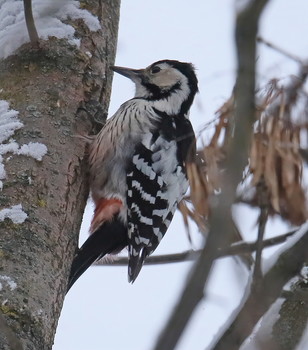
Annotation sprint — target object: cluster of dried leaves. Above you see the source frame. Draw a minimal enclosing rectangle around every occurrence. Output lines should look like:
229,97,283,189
250,82,306,224
182,67,308,231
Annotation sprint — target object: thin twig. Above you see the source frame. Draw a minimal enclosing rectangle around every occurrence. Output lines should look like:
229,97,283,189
23,0,39,45
257,36,303,64
94,229,296,266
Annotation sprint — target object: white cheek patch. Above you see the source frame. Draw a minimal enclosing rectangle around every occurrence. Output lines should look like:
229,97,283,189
152,68,182,88
151,74,191,115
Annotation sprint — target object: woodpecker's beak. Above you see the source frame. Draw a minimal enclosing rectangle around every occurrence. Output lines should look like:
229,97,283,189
111,66,144,82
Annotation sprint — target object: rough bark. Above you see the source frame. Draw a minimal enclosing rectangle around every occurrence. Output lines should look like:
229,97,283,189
272,280,308,350
0,1,120,348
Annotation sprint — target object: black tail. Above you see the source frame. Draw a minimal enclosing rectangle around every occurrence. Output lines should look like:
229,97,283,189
67,219,127,292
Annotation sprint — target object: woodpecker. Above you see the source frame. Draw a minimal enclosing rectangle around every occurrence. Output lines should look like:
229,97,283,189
67,60,198,291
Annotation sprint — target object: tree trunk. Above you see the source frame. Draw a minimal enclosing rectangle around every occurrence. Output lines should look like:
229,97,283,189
0,1,120,348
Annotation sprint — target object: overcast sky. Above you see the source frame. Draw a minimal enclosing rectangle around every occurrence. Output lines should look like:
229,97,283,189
53,1,308,349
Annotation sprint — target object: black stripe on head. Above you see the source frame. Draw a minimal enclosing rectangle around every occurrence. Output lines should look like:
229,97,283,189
141,79,181,100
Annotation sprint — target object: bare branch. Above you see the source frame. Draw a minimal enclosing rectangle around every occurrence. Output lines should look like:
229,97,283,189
23,0,39,45
257,36,303,63
211,227,308,350
253,180,268,282
0,312,23,350
218,229,296,259
94,229,296,266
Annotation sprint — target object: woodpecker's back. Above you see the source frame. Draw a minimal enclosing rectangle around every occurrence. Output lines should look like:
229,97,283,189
67,60,198,291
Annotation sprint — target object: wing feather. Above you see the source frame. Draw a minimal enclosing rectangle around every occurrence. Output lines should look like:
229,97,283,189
126,114,195,282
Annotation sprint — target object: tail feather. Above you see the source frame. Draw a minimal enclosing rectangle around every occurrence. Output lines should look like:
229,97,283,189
67,219,127,292
128,247,148,283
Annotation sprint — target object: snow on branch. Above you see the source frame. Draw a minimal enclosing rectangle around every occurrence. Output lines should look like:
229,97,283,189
211,225,308,350
0,0,101,59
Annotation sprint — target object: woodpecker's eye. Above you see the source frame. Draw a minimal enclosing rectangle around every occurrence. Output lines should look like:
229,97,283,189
151,66,161,74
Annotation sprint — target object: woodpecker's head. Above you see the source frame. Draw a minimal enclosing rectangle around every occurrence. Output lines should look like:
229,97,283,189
111,60,198,115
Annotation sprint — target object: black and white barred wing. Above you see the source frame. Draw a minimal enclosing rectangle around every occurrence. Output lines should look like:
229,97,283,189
126,135,184,283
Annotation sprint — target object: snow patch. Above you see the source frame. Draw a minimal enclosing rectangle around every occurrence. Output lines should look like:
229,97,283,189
0,140,48,161
0,157,5,179
0,204,28,224
0,101,47,221
0,0,100,59
0,275,17,291
0,100,48,191
240,298,284,350
0,100,23,143
0,140,19,155
57,2,100,31
295,321,308,350
262,223,308,274
301,265,308,281
18,142,48,161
